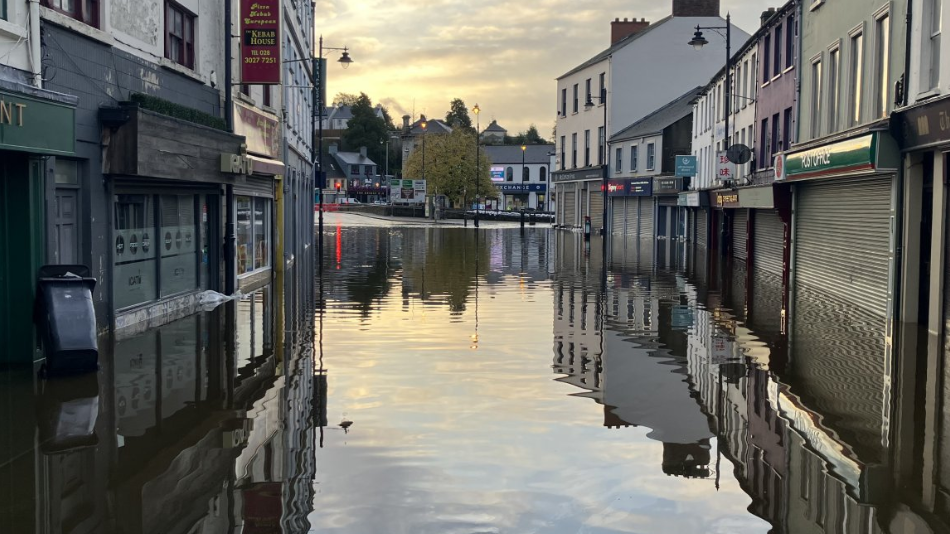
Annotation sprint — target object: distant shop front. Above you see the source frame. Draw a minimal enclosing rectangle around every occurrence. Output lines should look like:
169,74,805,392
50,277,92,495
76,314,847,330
608,177,653,239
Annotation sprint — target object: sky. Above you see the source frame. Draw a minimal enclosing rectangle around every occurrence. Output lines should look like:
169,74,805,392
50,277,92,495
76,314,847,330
316,0,768,139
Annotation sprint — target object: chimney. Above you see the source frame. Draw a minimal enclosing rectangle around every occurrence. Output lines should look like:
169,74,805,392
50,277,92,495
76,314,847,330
760,8,776,27
611,17,650,45
672,0,720,17
359,146,367,158
402,114,410,133
329,143,338,155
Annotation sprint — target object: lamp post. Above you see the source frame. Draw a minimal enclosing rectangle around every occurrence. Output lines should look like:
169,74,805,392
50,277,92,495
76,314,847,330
688,14,732,150
472,103,481,227
585,87,608,238
313,35,352,270
521,144,527,210
421,120,430,219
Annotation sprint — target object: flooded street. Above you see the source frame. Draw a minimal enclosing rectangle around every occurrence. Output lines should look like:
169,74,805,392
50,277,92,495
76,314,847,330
2,214,948,532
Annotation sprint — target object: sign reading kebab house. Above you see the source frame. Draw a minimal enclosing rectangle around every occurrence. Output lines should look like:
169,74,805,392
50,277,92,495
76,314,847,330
241,0,281,85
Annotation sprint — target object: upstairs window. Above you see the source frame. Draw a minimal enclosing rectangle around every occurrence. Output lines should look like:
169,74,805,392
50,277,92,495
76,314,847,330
786,16,795,69
166,1,196,69
43,0,99,27
763,35,772,83
774,25,783,77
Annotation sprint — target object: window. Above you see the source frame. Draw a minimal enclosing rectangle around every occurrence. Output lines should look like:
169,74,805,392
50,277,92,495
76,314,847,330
751,53,758,100
598,126,604,165
1,0,6,20
771,113,780,157
560,135,566,170
774,25,783,77
742,60,750,107
783,107,793,150
646,143,655,170
561,88,567,116
523,166,530,181
584,130,590,167
849,32,864,126
585,78,592,104
240,84,250,97
540,167,547,181
114,195,157,309
42,0,99,27
165,2,195,69
236,196,271,274
631,145,638,171
573,84,578,113
874,14,890,118
828,47,840,131
786,16,795,69
615,147,623,174
572,133,577,167
927,0,942,90
763,35,771,83
349,165,359,175
760,118,769,166
262,86,271,108
734,64,741,112
599,72,606,100
160,194,198,296
811,58,822,137
506,167,513,181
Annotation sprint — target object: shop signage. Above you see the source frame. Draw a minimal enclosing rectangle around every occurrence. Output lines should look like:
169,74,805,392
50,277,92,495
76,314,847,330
240,0,282,85
738,186,775,208
552,168,602,183
628,178,652,196
714,190,740,208
716,151,734,181
234,101,281,159
779,134,876,181
675,155,697,177
607,180,626,197
653,176,684,194
496,183,546,193
677,191,704,207
490,166,505,182
897,95,950,149
0,90,75,155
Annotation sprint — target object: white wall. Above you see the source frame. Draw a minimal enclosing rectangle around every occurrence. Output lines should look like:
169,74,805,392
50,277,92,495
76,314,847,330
610,132,664,179
0,0,31,74
908,0,950,104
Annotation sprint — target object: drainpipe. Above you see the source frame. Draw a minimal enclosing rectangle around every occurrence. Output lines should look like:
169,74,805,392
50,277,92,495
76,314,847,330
223,0,236,295
903,0,913,107
29,0,41,87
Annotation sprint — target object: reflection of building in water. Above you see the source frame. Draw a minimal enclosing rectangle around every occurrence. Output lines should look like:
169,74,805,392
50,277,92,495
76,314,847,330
552,280,603,402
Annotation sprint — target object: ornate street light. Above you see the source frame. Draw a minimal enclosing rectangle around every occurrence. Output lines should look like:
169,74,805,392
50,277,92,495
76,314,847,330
472,103,480,227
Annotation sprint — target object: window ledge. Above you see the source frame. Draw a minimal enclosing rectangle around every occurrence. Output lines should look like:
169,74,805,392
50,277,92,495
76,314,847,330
761,80,771,89
0,19,28,40
41,7,112,46
262,105,278,115
158,58,205,84
917,89,942,101
810,0,825,11
237,92,256,106
783,65,795,74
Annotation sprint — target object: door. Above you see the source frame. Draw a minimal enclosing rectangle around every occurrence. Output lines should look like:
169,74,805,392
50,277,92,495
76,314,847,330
53,189,79,264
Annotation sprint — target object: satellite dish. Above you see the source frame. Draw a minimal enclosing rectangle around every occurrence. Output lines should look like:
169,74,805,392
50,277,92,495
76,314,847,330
726,144,752,165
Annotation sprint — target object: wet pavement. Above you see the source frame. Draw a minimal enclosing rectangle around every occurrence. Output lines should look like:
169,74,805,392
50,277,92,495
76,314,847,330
1,213,948,533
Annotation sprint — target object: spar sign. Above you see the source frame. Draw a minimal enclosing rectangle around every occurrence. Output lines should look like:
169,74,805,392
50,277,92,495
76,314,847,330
241,0,281,85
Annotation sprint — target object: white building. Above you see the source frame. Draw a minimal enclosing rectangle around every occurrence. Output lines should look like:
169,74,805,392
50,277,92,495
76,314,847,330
553,0,750,231
483,144,554,210
691,35,759,191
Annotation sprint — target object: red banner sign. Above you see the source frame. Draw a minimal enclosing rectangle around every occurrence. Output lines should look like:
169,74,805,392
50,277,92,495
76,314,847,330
240,0,281,84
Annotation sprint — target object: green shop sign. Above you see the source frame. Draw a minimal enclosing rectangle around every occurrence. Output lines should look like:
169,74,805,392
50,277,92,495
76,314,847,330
0,90,75,155
776,133,889,181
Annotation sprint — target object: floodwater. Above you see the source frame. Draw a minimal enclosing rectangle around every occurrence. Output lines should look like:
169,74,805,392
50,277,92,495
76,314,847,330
2,213,948,533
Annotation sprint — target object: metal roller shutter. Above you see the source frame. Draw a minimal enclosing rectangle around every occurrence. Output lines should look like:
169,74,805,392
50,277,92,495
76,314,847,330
795,176,893,317
626,198,640,237
611,198,626,235
564,191,576,227
591,191,605,231
235,176,275,198
580,189,588,223
754,210,784,278
640,198,654,240
733,209,749,262
696,209,707,247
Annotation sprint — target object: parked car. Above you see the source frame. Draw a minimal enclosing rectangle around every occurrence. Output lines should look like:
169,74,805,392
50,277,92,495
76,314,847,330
337,198,360,205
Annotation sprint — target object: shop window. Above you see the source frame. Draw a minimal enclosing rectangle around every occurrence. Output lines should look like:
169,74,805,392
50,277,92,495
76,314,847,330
236,195,271,275
540,167,547,181
506,167,513,181
165,1,195,69
159,195,197,297
42,0,99,28
114,195,157,310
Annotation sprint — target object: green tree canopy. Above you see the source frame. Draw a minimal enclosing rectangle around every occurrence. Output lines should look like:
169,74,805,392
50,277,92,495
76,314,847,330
444,98,473,130
332,93,359,106
506,124,548,145
342,93,391,169
403,128,498,208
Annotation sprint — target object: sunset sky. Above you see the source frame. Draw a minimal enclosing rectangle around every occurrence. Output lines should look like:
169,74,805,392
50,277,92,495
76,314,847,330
316,0,767,139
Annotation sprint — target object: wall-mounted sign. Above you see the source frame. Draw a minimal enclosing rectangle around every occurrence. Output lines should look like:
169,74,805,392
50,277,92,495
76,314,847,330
677,191,704,207
490,166,505,182
240,0,282,85
607,180,626,197
653,176,684,194
551,168,602,182
675,155,697,177
0,90,75,155
496,183,547,193
628,178,653,196
779,133,890,181
234,101,281,159
716,151,734,181
714,190,741,208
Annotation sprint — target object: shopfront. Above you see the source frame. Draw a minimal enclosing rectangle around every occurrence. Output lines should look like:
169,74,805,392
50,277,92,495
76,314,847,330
497,183,547,210
0,85,77,364
608,178,653,239
552,168,601,229
777,131,899,323
654,177,686,242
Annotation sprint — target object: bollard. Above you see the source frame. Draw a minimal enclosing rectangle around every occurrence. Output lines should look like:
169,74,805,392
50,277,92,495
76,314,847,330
584,216,591,240
520,209,526,229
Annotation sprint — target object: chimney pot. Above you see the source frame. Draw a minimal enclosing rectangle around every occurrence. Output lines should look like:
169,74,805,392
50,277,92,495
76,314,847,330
360,146,367,158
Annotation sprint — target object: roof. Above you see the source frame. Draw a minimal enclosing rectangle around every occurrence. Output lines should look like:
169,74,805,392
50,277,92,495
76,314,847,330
328,105,353,120
484,120,507,133
334,151,378,166
557,16,673,80
610,87,702,142
408,117,453,135
483,144,555,165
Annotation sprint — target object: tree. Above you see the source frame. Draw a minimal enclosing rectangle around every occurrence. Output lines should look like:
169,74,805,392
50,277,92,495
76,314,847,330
507,124,547,145
403,128,498,208
332,93,359,106
444,98,473,130
342,93,390,170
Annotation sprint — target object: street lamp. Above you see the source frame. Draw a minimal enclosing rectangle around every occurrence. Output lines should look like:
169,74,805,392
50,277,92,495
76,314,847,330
472,103,481,227
688,14,732,149
421,120,430,218
521,144,527,210
313,35,353,270
585,87,608,237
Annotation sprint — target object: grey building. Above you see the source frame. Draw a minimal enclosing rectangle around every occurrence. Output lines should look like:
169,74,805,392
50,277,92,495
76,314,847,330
482,144,554,210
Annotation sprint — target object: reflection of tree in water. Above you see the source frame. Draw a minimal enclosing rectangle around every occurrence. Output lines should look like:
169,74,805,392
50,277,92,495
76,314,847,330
339,230,394,317
406,229,489,312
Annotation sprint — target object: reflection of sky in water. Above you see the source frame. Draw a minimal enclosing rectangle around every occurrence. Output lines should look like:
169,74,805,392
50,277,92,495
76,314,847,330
311,227,769,533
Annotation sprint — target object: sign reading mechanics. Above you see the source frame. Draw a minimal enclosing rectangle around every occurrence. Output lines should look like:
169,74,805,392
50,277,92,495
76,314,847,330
240,0,281,85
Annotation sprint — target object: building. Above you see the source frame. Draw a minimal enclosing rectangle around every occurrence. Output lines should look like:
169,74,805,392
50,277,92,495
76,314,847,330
480,119,507,144
327,144,383,203
553,0,750,232
483,144,554,210
399,114,452,173
320,103,386,130
607,87,700,243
